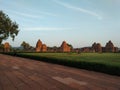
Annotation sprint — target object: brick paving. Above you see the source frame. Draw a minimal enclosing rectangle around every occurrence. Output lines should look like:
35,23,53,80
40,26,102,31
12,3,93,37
0,54,120,90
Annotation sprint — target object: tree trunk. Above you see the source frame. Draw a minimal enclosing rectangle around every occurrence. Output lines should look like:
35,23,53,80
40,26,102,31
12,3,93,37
0,39,2,44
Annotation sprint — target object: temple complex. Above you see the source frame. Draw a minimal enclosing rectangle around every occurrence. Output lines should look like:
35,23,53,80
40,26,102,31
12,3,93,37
81,40,118,53
35,40,118,53
2,40,119,53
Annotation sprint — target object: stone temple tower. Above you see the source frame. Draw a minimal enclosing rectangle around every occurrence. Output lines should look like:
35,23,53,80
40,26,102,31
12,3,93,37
4,42,10,52
36,39,47,52
36,39,42,52
60,41,71,52
105,40,115,52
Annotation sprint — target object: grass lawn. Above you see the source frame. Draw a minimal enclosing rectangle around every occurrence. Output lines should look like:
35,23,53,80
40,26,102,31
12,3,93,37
19,53,120,66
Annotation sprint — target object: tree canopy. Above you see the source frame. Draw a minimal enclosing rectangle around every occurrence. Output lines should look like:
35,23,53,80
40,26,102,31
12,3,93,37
21,41,30,50
0,10,19,44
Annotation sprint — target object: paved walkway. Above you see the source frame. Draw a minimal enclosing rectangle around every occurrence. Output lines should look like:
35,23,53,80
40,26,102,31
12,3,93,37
0,54,120,90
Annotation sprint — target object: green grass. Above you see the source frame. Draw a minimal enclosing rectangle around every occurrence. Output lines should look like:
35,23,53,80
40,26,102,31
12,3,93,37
19,53,120,66
3,52,120,76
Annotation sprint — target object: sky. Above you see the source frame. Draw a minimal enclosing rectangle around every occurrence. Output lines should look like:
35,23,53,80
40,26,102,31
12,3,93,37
0,0,120,48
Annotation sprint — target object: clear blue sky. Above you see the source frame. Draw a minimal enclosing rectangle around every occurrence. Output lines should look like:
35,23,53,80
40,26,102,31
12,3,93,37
0,0,120,48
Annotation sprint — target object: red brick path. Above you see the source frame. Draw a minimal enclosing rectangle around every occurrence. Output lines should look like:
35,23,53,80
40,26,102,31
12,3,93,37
0,54,120,90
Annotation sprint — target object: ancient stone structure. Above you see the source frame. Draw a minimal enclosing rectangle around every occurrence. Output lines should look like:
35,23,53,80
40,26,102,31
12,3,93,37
60,41,71,52
36,39,42,52
105,40,115,52
41,44,47,52
114,47,119,52
92,42,102,52
96,43,102,52
92,42,97,52
36,39,47,52
4,42,10,52
35,39,119,53
81,47,94,53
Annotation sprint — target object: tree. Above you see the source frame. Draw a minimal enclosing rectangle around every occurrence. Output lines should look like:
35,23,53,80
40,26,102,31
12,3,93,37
0,11,19,44
0,44,4,52
21,41,30,50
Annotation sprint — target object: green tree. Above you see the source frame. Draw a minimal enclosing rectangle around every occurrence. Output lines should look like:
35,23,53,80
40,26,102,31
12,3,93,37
21,41,30,50
0,44,4,52
0,10,19,44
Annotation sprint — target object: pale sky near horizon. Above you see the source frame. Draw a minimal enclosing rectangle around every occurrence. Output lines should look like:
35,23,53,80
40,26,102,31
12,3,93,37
0,0,120,48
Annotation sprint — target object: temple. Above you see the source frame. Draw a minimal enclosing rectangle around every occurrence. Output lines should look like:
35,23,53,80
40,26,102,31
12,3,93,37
60,41,71,52
105,40,115,52
36,39,47,52
81,40,118,53
1,40,119,53
4,42,10,52
92,42,102,53
41,44,47,52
